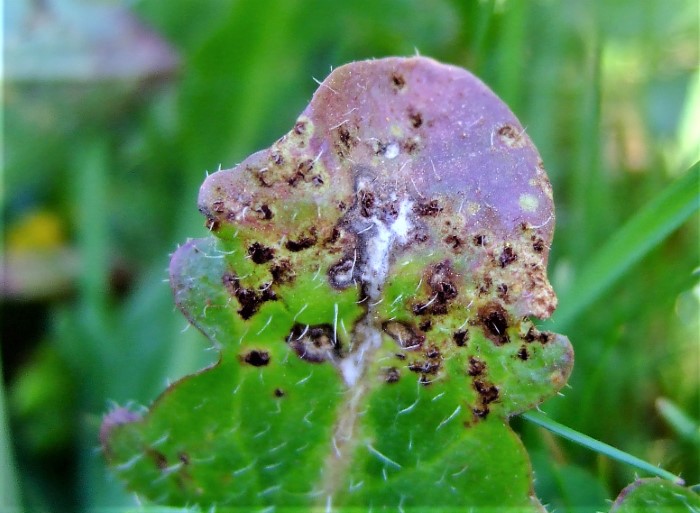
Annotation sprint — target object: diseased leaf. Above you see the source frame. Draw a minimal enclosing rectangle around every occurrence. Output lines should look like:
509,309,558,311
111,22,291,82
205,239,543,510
610,478,700,513
102,57,573,510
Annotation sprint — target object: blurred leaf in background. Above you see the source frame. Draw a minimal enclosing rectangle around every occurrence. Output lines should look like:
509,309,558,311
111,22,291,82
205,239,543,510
2,0,698,512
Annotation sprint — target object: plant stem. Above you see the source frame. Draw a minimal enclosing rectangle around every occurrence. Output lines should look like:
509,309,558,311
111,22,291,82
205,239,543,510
522,410,685,485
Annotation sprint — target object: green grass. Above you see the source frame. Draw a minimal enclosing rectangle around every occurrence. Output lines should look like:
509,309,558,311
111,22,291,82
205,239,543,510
3,0,698,511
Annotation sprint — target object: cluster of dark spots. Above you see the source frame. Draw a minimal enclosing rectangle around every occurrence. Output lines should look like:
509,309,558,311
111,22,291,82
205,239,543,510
338,126,352,149
271,152,284,166
255,204,274,220
222,273,277,320
401,137,419,154
473,234,486,247
472,406,490,419
419,319,432,332
395,353,406,360
286,324,340,363
467,356,486,376
413,199,442,216
337,201,347,211
532,237,545,253
359,190,375,217
425,345,441,359
499,246,517,267
274,388,285,398
445,235,463,250
516,345,529,361
408,109,423,128
385,367,401,383
391,72,406,90
178,452,190,465
287,159,315,187
326,227,341,244
453,330,468,347
478,303,510,345
328,257,356,289
285,228,318,252
413,261,459,316
382,321,424,350
497,283,509,301
241,349,270,367
408,360,440,375
413,230,429,244
478,276,493,295
474,380,499,404
248,242,275,264
293,120,307,135
523,326,551,344
269,259,295,284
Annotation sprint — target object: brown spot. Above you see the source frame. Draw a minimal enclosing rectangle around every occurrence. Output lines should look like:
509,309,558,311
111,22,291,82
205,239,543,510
408,360,440,375
360,190,375,217
385,367,400,383
425,345,441,359
395,353,406,360
401,138,419,154
478,303,510,345
532,238,545,253
478,276,493,295
178,452,190,465
270,259,295,284
517,346,529,361
149,450,168,470
242,350,270,367
205,218,220,231
285,228,318,252
445,235,463,250
408,110,423,128
382,321,424,350
255,204,273,220
453,330,468,347
391,72,406,90
271,152,284,166
414,261,459,315
338,126,352,149
499,246,517,267
293,120,307,135
419,319,432,332
274,388,285,398
497,283,509,301
413,199,442,216
211,200,225,213
473,234,486,246
468,357,486,377
287,324,340,363
248,243,275,264
472,406,490,419
223,273,277,320
523,326,551,344
474,380,499,404
496,124,526,148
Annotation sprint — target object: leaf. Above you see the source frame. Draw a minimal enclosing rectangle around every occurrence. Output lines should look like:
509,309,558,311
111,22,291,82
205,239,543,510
610,478,700,513
102,57,573,510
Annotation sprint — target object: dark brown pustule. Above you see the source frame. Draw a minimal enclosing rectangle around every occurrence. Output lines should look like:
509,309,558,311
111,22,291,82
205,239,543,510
248,243,275,264
453,330,468,347
478,303,510,345
467,356,486,377
499,246,517,267
242,350,270,367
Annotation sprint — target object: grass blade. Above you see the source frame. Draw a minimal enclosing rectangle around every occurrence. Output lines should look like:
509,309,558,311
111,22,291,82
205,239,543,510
549,162,700,330
522,410,685,485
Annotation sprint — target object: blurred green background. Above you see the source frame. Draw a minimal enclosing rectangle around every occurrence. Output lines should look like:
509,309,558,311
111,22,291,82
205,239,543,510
2,0,698,511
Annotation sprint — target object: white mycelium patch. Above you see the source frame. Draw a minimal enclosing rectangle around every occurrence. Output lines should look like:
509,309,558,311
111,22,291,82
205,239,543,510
339,198,412,386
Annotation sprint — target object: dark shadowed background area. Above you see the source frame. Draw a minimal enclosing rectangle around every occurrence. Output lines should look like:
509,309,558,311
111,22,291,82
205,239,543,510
2,0,698,511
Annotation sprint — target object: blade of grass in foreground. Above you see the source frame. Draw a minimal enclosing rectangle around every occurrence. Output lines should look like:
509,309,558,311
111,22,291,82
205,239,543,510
522,411,685,485
0,354,23,513
549,162,700,330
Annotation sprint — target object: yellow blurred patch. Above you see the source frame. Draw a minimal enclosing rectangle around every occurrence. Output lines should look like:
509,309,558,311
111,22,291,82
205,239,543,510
7,210,66,251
